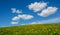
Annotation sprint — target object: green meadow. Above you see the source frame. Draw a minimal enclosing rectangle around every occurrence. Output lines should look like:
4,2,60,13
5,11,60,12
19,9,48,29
0,24,60,35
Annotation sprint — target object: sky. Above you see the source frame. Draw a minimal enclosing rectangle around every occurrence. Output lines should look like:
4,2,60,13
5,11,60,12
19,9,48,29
0,0,60,27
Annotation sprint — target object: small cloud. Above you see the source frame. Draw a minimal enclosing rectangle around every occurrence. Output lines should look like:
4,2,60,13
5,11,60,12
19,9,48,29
12,14,34,21
12,16,20,21
11,21,18,24
11,7,34,24
18,14,34,20
28,2,47,12
38,7,58,17
11,8,22,14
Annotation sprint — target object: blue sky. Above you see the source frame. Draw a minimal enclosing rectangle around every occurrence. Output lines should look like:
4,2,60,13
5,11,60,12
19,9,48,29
0,0,60,27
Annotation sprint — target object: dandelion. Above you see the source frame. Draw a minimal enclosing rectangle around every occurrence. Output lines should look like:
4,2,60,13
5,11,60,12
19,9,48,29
58,33,60,34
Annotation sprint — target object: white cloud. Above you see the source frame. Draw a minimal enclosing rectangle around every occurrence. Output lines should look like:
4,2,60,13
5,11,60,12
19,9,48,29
12,14,34,21
11,8,34,24
28,2,47,12
12,16,20,21
38,7,58,17
18,14,34,20
11,21,18,24
11,8,22,14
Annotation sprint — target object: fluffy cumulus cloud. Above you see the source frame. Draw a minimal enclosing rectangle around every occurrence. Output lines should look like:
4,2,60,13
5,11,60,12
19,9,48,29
12,14,34,21
11,14,34,24
12,16,20,21
18,14,34,20
28,2,58,17
11,8,22,14
11,8,34,24
28,2,47,12
38,7,58,17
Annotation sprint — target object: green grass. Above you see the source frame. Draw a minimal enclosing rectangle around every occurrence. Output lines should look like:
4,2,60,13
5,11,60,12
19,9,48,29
0,24,60,35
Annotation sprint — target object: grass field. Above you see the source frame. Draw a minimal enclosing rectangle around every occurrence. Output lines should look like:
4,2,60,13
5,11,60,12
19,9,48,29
0,24,60,35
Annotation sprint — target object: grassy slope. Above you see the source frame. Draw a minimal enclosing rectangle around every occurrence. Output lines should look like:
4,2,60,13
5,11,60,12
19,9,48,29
0,24,60,35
